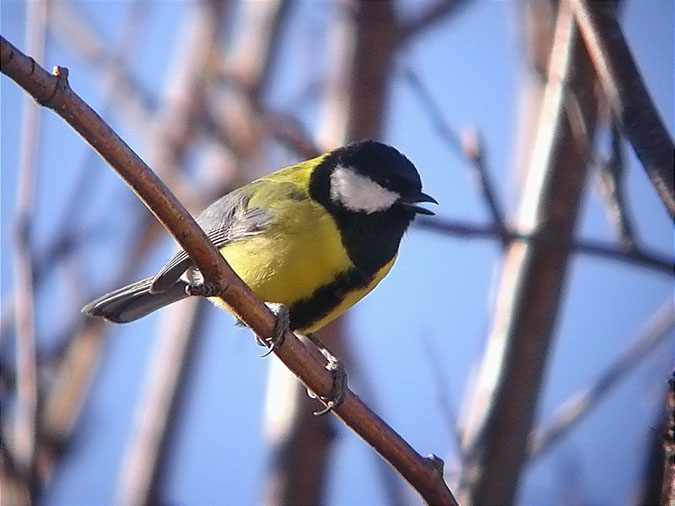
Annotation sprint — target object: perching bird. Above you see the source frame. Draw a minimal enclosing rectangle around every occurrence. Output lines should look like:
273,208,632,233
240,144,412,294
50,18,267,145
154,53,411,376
82,140,436,335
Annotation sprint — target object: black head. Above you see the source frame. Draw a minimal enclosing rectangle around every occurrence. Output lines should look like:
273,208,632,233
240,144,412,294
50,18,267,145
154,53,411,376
310,140,436,217
309,140,436,274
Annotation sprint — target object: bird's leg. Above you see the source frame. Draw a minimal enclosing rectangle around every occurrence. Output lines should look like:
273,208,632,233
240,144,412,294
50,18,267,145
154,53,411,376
185,280,222,297
304,332,348,416
256,303,289,357
253,303,347,414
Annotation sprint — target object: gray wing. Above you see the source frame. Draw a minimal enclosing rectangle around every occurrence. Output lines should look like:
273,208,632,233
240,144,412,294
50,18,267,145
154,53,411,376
150,188,271,293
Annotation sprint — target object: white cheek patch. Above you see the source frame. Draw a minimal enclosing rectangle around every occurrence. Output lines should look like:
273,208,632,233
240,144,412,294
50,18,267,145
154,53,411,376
330,165,400,214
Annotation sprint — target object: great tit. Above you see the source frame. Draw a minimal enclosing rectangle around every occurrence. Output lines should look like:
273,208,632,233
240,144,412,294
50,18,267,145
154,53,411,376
82,140,436,333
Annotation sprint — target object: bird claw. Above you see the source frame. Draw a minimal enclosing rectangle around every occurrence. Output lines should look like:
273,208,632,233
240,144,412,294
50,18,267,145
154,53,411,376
257,303,289,357
185,280,221,297
254,309,348,414
305,332,348,416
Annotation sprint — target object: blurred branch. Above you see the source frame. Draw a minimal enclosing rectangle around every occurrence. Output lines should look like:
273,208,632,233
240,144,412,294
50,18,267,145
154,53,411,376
37,320,106,481
458,2,601,503
145,0,230,188
116,3,230,503
50,0,156,127
208,0,290,160
597,123,637,249
417,217,674,274
0,36,457,506
421,334,462,457
319,0,397,144
264,111,321,159
35,214,175,487
397,0,467,41
118,299,205,505
570,0,675,220
404,67,508,241
9,3,48,502
225,0,290,101
633,371,674,506
661,372,675,506
528,298,674,459
263,326,344,505
22,5,208,492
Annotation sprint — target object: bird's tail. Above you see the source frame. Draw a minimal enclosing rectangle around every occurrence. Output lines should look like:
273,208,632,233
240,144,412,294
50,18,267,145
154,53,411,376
82,277,189,323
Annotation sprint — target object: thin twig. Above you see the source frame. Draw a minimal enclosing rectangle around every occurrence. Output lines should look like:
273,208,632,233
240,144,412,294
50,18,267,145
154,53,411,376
50,0,156,125
528,299,674,459
421,333,463,458
403,67,508,242
597,123,637,249
264,111,321,159
397,0,467,42
0,36,457,506
416,217,674,275
569,0,675,219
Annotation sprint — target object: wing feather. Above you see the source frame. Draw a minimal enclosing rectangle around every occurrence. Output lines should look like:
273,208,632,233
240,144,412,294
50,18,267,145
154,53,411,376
150,188,272,292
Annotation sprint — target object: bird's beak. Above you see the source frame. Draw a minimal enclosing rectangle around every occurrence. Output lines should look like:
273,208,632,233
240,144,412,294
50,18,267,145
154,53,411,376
401,191,438,216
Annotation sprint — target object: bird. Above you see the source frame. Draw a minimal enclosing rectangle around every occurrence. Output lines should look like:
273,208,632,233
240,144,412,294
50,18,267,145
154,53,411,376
82,140,436,336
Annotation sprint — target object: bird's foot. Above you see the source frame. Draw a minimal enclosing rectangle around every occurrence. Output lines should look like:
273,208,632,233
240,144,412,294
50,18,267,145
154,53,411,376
305,332,348,416
256,303,289,357
185,280,221,297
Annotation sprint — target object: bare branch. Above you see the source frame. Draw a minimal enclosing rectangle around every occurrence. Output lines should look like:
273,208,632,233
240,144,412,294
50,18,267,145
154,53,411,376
225,0,291,101
416,217,674,274
459,2,601,502
262,327,343,505
10,3,48,500
117,299,205,505
528,299,674,459
264,111,321,159
397,0,467,42
662,372,675,506
570,0,675,219
421,334,462,457
403,68,508,242
597,123,637,249
50,0,155,127
0,36,457,506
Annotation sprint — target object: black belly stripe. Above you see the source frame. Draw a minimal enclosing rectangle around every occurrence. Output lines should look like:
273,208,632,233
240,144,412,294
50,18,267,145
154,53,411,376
288,268,372,331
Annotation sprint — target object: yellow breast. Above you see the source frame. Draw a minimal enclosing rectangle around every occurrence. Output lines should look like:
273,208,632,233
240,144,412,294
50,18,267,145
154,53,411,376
205,162,396,333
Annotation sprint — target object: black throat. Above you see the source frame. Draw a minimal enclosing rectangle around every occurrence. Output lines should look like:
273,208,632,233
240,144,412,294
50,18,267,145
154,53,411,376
309,157,415,277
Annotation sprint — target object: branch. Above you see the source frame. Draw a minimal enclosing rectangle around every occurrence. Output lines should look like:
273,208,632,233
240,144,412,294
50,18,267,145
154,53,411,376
10,3,48,500
662,371,675,505
527,298,675,459
597,123,637,249
458,2,601,502
397,0,467,42
403,68,508,241
633,372,673,506
117,299,204,505
569,0,675,220
416,217,674,275
0,36,456,506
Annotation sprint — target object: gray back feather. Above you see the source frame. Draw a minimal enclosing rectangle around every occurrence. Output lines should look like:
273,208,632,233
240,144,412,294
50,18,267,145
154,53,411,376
151,189,271,292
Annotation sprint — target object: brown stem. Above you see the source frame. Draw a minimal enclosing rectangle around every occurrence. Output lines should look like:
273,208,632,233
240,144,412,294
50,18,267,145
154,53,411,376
569,0,675,219
459,2,601,502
